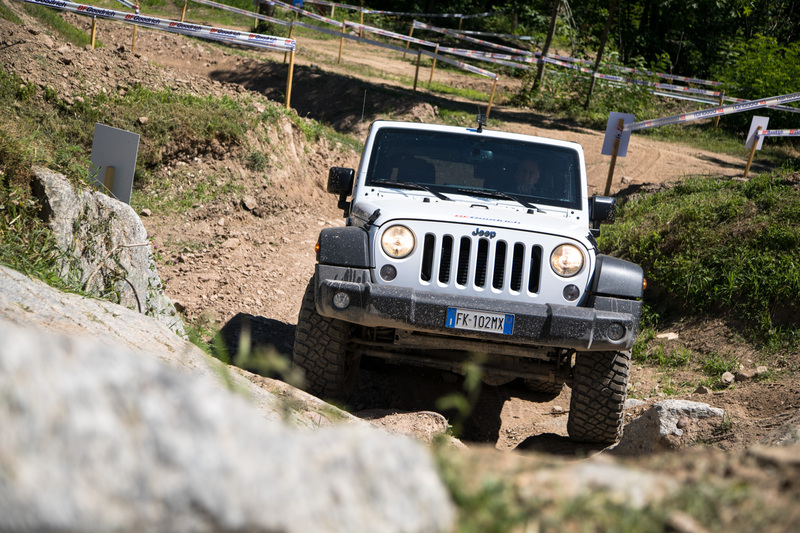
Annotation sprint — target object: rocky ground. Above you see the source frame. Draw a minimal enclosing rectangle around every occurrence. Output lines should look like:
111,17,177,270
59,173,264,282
2,1,798,456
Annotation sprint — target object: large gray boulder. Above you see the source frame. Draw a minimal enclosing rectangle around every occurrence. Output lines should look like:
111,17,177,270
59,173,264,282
0,317,455,533
611,400,726,456
760,411,800,446
0,265,350,428
31,166,184,337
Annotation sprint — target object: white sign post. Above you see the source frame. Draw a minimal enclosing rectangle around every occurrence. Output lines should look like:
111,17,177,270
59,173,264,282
90,123,140,205
601,112,634,195
743,116,769,179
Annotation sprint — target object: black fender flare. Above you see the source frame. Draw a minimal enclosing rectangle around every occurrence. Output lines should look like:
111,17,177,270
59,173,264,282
590,255,644,299
317,227,370,268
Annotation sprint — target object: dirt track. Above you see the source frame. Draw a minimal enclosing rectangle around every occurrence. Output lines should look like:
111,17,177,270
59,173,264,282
2,5,797,451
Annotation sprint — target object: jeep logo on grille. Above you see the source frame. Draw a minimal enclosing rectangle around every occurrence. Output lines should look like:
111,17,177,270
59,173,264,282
472,228,496,238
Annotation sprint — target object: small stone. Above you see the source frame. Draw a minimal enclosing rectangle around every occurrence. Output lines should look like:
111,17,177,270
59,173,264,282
138,116,149,125
676,416,691,429
242,196,258,211
551,406,564,414
140,208,152,217
721,372,736,386
735,369,756,382
666,511,708,533
624,398,646,409
693,385,711,395
656,332,679,341
217,218,225,226
755,365,769,376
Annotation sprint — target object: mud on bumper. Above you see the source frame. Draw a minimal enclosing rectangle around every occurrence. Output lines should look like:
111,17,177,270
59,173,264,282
314,265,642,352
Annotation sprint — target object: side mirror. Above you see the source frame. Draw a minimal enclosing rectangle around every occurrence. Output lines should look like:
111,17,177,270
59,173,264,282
589,196,616,234
328,167,355,215
327,167,355,194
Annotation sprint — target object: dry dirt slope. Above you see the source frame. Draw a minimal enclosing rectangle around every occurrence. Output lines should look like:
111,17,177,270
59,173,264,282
1,1,798,454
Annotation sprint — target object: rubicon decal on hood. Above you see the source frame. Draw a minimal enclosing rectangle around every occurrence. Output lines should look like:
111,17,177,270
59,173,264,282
454,214,522,225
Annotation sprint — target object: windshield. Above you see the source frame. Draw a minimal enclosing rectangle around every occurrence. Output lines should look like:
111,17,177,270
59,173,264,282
365,128,582,209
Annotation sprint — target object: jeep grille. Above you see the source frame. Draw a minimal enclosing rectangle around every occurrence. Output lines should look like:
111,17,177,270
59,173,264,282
420,233,542,294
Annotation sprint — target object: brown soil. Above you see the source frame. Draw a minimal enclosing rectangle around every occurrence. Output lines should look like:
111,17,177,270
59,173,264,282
2,4,798,454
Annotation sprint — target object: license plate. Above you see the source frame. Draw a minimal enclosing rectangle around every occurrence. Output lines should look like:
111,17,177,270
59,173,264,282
445,307,514,335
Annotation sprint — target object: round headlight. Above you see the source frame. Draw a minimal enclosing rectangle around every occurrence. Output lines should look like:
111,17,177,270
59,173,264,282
550,244,584,277
381,225,415,258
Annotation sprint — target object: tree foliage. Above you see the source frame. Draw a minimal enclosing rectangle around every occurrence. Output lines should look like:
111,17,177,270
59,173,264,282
366,0,799,82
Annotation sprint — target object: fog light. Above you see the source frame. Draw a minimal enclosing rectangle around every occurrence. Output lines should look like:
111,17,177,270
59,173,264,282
562,284,580,301
380,264,397,281
332,292,350,310
607,323,626,341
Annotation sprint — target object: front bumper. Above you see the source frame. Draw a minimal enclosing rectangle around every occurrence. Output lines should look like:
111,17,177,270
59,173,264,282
315,265,642,352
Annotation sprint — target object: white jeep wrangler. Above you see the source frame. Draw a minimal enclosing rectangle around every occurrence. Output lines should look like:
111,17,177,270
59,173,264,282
293,117,644,444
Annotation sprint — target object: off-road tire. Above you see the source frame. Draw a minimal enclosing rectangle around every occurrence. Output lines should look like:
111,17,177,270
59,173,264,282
567,350,630,444
292,278,360,401
523,380,564,400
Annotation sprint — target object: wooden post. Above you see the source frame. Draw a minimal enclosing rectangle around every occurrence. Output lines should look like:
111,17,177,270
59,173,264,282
131,25,138,53
283,21,294,64
486,77,499,118
285,50,295,110
603,118,625,195
103,166,116,192
743,125,762,179
90,16,97,48
428,44,439,84
713,90,725,131
584,0,616,109
337,21,345,64
403,26,414,59
359,9,363,38
413,51,421,92
458,17,463,31
180,0,188,22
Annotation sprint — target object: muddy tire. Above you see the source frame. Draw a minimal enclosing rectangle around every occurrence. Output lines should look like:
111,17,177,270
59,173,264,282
292,278,360,401
567,350,630,444
523,380,564,400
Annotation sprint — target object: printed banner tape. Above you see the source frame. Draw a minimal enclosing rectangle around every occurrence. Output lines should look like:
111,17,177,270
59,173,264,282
419,49,497,80
343,20,437,47
294,19,408,54
626,92,800,131
759,129,800,137
15,0,295,51
115,0,138,13
413,20,532,56
191,0,291,26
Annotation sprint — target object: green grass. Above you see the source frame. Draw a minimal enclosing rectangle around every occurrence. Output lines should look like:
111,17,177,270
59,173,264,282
599,168,800,348
22,3,96,47
0,0,22,24
435,444,789,533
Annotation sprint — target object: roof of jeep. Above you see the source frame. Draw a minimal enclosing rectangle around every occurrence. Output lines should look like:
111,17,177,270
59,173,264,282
368,120,584,153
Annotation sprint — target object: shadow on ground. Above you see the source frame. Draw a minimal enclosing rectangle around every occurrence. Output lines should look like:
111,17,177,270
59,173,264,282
209,59,594,138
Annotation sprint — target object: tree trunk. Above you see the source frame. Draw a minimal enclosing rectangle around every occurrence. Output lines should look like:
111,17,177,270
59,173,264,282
584,0,617,109
532,0,561,92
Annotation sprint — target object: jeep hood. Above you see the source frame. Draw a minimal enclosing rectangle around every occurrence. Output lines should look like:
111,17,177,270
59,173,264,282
351,192,589,235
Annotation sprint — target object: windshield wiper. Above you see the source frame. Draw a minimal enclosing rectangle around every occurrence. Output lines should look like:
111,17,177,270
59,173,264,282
374,180,452,201
456,188,542,212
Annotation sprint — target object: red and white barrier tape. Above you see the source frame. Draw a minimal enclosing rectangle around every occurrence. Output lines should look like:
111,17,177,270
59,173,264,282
17,0,295,50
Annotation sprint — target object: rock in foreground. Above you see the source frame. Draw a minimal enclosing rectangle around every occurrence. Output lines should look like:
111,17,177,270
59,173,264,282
0,312,454,533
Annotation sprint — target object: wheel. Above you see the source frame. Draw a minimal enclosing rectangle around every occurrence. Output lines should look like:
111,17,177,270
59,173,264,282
567,350,630,444
523,380,564,401
292,277,360,401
